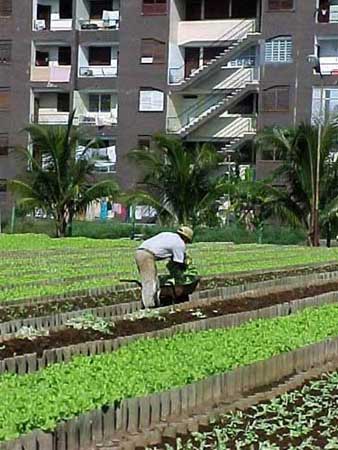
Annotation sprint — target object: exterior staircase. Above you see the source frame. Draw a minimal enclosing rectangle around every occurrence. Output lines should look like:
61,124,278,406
170,20,261,91
174,82,258,138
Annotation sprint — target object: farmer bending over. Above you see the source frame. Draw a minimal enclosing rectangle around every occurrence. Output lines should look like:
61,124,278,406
135,226,193,308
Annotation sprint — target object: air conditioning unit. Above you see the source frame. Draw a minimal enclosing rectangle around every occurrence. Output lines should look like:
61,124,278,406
80,115,96,124
35,19,46,30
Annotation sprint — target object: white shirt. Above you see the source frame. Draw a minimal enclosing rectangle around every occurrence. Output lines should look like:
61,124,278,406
139,232,186,263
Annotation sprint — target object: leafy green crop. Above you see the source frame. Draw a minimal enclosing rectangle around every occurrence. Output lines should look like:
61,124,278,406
2,304,338,441
160,371,338,449
1,234,338,303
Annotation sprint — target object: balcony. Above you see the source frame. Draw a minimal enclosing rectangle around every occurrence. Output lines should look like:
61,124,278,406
77,0,120,30
33,92,70,124
38,111,70,124
317,0,338,23
78,45,118,78
74,91,118,126
318,38,338,75
33,0,73,31
177,18,256,46
77,143,117,173
31,45,71,82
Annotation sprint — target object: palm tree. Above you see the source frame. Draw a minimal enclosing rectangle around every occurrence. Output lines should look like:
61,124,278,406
128,134,225,226
9,112,120,237
256,121,338,245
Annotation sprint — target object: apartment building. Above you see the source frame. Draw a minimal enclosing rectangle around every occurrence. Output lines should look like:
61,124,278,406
0,0,337,217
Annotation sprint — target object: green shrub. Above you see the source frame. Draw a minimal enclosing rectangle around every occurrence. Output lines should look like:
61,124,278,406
4,218,306,245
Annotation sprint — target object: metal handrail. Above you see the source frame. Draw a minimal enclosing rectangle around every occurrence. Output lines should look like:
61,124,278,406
167,76,255,133
169,18,257,83
167,93,226,132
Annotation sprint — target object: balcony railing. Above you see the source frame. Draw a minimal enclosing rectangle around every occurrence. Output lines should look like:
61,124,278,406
142,3,167,15
77,145,117,173
78,13,120,30
79,66,118,77
34,18,73,31
77,113,117,127
31,66,71,83
38,111,70,124
319,57,338,75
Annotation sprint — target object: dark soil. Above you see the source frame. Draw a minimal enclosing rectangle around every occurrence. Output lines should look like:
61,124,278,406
0,289,140,323
143,371,338,450
2,279,338,360
2,263,338,324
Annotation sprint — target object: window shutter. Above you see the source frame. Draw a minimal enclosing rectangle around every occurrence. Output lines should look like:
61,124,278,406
0,89,9,110
0,41,11,63
0,134,8,155
141,39,154,63
268,0,293,10
262,89,276,111
263,87,289,112
276,87,289,111
0,0,12,16
139,89,164,111
141,39,165,64
153,40,165,64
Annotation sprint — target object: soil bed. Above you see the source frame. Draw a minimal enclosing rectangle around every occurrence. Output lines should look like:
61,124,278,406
0,289,139,323
2,280,338,360
145,370,338,450
2,263,338,324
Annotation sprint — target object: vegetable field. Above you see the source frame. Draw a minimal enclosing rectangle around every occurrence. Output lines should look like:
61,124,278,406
163,371,338,449
1,234,338,303
2,233,338,449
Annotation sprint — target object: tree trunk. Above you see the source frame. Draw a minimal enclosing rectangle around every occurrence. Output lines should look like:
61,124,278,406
326,221,332,248
55,210,68,238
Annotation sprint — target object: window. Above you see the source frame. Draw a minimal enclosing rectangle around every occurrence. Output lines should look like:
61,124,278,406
262,86,290,112
0,134,8,155
141,39,165,64
265,37,293,63
35,50,49,66
0,0,12,16
185,0,202,20
0,88,9,110
0,41,11,64
142,0,167,15
139,89,164,112
228,47,256,67
312,88,338,122
90,0,112,19
58,47,71,65
204,0,229,19
89,94,111,113
268,0,293,10
0,179,6,192
59,0,72,18
88,47,111,66
138,136,151,150
57,93,70,112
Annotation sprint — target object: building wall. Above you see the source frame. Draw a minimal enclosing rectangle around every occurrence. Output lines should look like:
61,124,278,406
256,0,329,179
0,0,171,217
116,2,170,189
